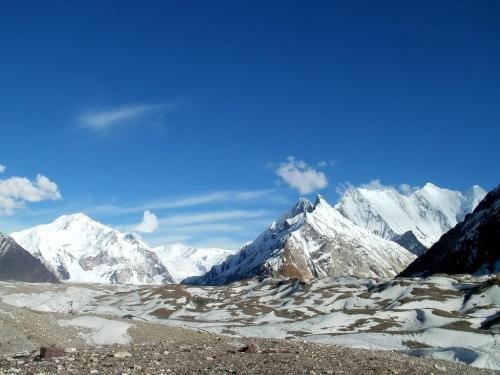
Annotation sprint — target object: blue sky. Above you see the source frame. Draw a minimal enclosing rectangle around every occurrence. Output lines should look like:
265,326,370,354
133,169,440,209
0,1,499,248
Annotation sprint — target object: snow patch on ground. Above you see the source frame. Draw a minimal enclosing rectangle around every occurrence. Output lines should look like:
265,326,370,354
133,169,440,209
59,316,132,345
1,275,499,370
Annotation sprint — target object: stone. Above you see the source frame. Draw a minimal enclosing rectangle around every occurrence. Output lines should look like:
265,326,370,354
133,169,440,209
40,347,66,359
113,351,132,358
433,364,447,372
261,349,277,354
238,344,258,353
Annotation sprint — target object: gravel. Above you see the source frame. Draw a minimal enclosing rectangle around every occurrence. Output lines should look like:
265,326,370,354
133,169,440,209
0,301,498,375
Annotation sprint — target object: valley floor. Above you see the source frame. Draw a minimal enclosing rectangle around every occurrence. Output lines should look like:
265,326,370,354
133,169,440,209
0,302,496,375
0,275,498,373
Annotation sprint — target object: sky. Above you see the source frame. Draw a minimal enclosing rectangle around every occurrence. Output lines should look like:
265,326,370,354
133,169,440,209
0,1,499,249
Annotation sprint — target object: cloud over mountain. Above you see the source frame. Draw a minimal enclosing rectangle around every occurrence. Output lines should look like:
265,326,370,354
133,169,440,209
276,156,328,194
134,210,159,233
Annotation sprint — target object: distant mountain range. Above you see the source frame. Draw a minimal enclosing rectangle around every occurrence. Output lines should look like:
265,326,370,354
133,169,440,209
400,185,500,277
10,214,233,285
336,183,486,254
2,182,496,285
153,243,236,283
184,195,416,285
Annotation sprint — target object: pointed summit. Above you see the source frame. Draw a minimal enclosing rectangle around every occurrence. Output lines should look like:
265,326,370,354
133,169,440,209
294,197,314,214
277,197,314,225
314,194,328,207
185,195,415,285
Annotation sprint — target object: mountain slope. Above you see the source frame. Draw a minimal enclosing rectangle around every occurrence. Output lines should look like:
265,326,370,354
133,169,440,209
153,244,236,283
11,214,173,285
185,196,416,285
399,185,500,277
0,232,59,283
335,183,486,253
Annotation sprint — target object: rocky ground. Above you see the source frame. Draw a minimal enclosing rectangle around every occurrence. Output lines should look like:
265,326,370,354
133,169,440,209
1,331,498,375
0,299,498,375
1,277,499,374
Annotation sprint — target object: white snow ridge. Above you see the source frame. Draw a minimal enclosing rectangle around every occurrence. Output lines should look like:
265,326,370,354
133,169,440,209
154,243,237,283
186,195,416,285
11,213,173,285
336,182,486,251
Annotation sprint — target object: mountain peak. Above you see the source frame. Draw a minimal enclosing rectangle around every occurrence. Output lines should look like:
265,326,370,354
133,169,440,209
314,194,328,207
54,212,94,224
336,181,486,251
295,197,313,211
422,182,438,190
11,214,174,285
400,185,500,277
186,190,415,285
466,184,486,197
279,197,314,223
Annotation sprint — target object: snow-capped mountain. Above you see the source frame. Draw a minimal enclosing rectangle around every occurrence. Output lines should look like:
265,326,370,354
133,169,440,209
0,232,59,283
335,183,486,253
11,214,173,285
400,185,500,277
153,243,237,283
185,196,416,285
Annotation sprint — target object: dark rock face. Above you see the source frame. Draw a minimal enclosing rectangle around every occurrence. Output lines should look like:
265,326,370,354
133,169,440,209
0,233,59,283
399,185,500,277
394,231,428,256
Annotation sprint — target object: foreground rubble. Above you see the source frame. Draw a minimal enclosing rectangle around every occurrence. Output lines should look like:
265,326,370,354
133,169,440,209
1,334,497,375
0,275,499,372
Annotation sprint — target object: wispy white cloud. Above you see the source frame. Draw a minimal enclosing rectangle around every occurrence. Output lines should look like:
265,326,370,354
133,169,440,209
317,160,336,168
276,156,328,195
0,174,62,215
133,210,159,233
162,223,244,235
0,164,5,173
158,209,269,226
77,102,175,131
87,189,274,216
141,210,271,248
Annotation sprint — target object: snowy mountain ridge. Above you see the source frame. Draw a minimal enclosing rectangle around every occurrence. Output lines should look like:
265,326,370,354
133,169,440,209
153,243,237,283
11,213,174,285
185,195,416,285
335,182,486,252
6,181,489,286
400,184,500,276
